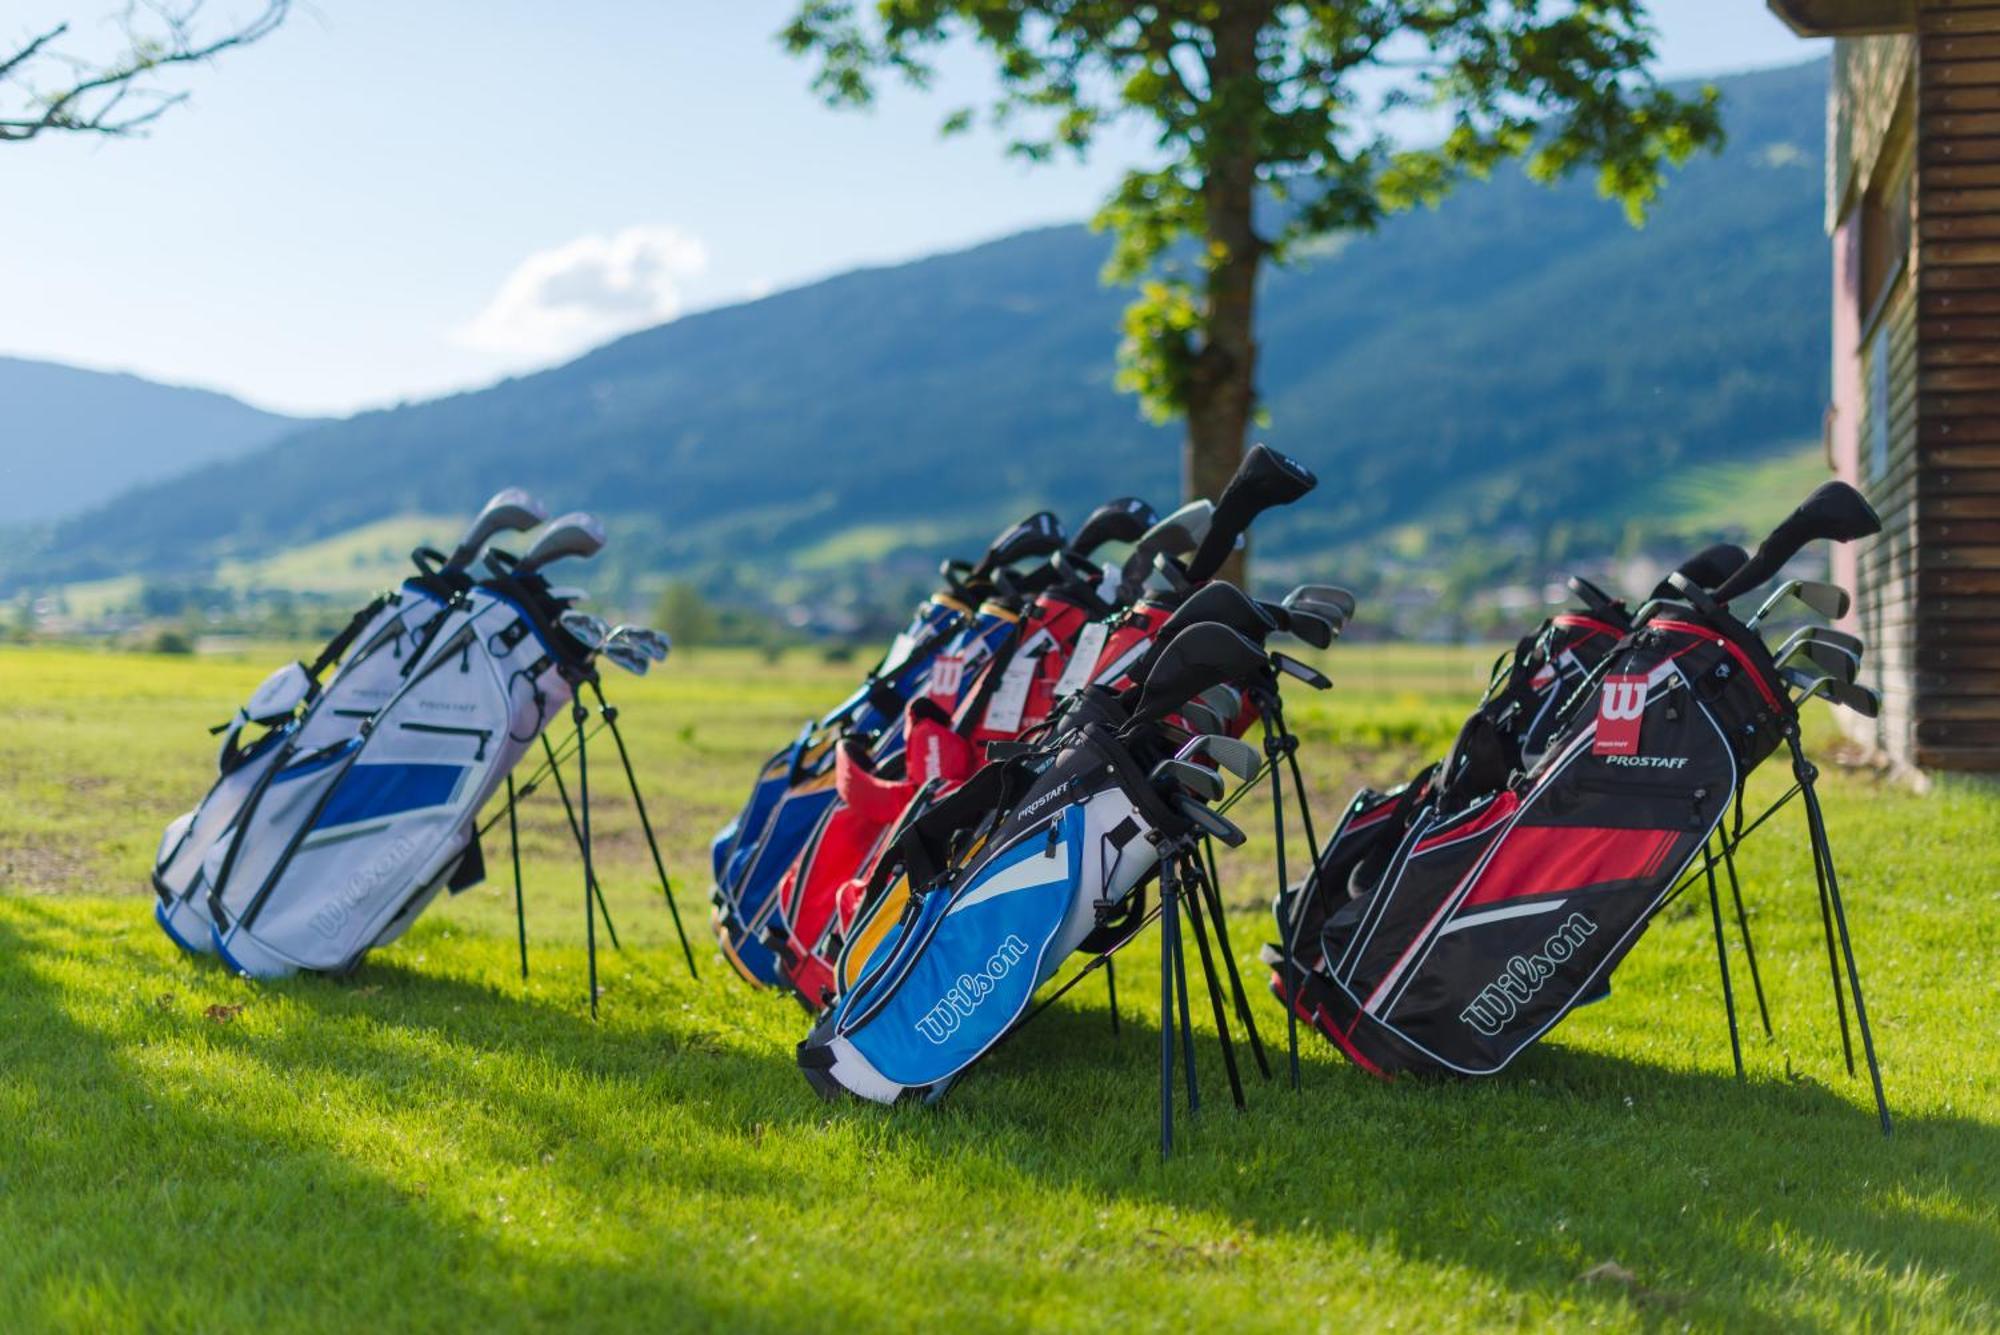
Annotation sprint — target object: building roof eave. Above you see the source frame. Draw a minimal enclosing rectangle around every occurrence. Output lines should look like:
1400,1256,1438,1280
1766,0,1914,37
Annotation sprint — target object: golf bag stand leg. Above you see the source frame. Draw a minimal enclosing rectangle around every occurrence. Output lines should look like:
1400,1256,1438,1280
1719,834,1773,1038
1199,836,1272,1080
539,733,624,952
576,701,600,1018
1257,707,1302,1089
507,773,528,980
1788,733,1891,1136
1272,694,1323,1083
1106,956,1120,1036
1180,851,1248,1111
1704,847,1745,1079
590,680,699,979
1159,840,1178,1159
1169,859,1199,1118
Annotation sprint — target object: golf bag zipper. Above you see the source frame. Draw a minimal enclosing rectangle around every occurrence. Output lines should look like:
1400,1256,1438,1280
397,721,493,762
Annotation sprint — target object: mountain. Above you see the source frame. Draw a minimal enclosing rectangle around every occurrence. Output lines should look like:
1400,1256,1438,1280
0,358,312,526
18,59,1830,618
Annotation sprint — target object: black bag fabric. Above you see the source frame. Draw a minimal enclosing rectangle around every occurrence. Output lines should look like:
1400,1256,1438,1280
1288,612,1791,1077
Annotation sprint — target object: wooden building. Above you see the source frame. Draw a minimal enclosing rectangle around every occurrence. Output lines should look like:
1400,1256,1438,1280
1771,0,2000,773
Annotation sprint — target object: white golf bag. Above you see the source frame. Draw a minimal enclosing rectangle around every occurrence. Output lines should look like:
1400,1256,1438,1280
153,580,456,953
203,571,589,977
153,490,551,955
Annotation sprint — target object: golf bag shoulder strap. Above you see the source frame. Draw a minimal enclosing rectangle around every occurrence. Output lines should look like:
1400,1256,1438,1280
1076,723,1182,836
307,592,392,680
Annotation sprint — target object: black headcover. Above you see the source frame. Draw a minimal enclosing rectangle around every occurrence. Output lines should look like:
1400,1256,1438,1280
1186,445,1318,583
1710,482,1881,606
1130,622,1271,725
972,511,1067,580
1071,497,1160,558
1125,583,1279,688
1652,542,1749,599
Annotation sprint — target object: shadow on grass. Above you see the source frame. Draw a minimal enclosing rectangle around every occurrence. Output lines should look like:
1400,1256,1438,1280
6,896,1995,1327
0,900,805,1330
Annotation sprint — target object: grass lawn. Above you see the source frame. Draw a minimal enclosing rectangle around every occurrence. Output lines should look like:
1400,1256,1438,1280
0,642,1994,1331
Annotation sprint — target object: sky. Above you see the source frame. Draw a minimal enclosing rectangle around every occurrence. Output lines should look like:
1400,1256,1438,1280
0,1,1826,418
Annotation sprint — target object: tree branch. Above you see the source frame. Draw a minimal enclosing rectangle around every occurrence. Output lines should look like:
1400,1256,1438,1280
0,1,288,143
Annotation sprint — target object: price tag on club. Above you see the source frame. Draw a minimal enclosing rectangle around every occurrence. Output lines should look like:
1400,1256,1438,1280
1053,623,1109,698
981,651,1040,734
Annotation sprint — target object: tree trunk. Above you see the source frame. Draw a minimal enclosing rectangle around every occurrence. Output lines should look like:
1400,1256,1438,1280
1185,8,1265,589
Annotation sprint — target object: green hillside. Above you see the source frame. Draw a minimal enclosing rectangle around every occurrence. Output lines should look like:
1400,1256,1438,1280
16,60,1832,629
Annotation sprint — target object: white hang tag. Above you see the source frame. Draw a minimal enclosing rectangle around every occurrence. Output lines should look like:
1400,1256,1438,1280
1054,623,1110,698
981,652,1039,733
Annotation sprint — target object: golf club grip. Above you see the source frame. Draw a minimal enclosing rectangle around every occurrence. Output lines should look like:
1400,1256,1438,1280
1186,446,1316,583
1710,483,1880,605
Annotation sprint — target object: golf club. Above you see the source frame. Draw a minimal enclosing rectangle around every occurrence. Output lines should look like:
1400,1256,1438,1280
1781,641,1860,687
1747,577,1852,629
444,488,549,571
1176,732,1261,782
560,611,612,650
516,512,608,575
1153,758,1227,804
601,640,650,677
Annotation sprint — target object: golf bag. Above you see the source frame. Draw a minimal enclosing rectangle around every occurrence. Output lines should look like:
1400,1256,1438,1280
798,720,1181,1103
154,490,549,955
1269,542,1748,971
709,511,1072,986
768,501,1166,1006
1281,484,1892,1132
824,451,1323,1012
800,616,1297,1158
713,583,1034,986
206,555,593,978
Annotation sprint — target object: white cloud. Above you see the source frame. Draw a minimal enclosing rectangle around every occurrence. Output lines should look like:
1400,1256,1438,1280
456,225,710,362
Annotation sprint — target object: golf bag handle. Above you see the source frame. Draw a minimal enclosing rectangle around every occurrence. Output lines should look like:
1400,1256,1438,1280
1185,445,1318,583
1709,483,1880,606
1653,542,1749,600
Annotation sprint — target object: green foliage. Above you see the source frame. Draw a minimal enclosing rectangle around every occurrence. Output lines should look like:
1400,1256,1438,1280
784,2,1723,424
0,644,1996,1328
149,629,193,655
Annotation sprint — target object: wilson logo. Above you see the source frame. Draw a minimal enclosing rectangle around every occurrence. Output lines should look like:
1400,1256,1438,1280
310,834,418,939
914,934,1030,1045
1458,912,1598,1036
1593,675,1649,756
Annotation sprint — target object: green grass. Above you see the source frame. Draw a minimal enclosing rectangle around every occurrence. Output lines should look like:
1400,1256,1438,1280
1,644,1995,1331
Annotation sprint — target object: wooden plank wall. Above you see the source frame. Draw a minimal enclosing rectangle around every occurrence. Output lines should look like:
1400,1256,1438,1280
1837,37,1921,766
1916,0,2000,769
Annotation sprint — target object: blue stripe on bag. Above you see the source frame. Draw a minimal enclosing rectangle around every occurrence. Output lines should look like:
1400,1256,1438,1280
313,762,464,830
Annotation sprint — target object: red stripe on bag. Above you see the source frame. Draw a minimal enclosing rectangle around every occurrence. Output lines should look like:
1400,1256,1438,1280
1460,825,1680,908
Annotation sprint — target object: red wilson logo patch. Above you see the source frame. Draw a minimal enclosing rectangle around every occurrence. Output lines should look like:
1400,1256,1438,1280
1593,675,1649,756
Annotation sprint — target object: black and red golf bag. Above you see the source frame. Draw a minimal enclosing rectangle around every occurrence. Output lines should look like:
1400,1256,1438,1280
1271,542,1749,972
1294,617,1771,1077
1281,484,1893,1133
